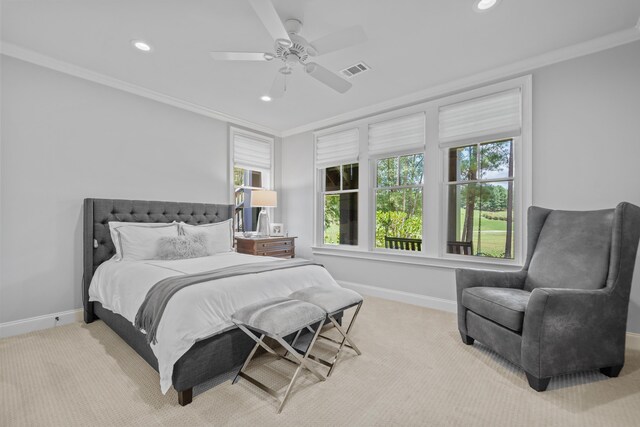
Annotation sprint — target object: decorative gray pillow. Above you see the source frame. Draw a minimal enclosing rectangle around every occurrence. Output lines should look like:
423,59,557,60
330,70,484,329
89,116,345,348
156,233,209,260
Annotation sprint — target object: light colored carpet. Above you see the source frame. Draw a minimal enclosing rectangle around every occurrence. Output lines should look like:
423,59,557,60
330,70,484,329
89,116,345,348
1,296,639,426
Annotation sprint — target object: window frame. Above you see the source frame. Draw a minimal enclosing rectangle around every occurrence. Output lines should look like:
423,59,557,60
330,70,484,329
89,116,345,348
319,163,360,246
229,127,275,234
314,126,362,248
369,149,426,254
442,137,518,261
312,75,531,268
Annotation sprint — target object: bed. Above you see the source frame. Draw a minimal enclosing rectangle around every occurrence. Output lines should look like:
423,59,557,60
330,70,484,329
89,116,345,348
82,198,339,406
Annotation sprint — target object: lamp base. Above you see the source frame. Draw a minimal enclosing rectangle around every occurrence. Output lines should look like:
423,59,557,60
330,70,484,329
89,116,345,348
256,209,270,237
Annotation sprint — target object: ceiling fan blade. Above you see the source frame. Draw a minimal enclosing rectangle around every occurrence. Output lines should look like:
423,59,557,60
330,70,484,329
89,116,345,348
308,26,367,56
305,63,352,94
209,52,273,61
269,73,286,99
248,0,292,47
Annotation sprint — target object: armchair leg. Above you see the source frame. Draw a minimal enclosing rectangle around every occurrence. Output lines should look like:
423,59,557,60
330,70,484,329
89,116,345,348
459,332,474,345
525,372,550,392
600,365,623,378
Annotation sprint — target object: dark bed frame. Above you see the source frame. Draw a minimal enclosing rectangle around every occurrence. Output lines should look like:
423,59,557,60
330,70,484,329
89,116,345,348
82,198,255,406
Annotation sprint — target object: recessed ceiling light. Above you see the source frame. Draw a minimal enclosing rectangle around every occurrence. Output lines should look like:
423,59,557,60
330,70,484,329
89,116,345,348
132,40,152,52
474,0,501,12
260,95,272,102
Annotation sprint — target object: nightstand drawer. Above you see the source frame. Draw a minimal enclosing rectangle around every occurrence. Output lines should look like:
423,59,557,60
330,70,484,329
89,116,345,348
257,248,294,258
257,240,293,250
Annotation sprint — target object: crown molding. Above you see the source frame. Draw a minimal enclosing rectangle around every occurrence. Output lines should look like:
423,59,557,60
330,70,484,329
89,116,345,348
0,42,280,137
281,21,640,137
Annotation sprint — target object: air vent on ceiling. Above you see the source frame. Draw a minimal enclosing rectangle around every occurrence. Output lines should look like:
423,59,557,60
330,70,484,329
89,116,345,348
341,62,371,78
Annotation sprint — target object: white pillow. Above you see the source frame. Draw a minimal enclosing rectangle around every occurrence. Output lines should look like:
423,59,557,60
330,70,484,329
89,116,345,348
180,219,233,254
108,221,177,260
114,223,180,261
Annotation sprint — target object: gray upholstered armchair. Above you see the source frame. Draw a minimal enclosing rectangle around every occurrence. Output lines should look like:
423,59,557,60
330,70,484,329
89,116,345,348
456,202,640,391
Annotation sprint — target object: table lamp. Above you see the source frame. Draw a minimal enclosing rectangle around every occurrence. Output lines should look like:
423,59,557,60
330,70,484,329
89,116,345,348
251,190,277,237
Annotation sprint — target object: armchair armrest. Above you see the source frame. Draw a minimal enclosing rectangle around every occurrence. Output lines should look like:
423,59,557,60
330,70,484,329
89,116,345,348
522,287,626,378
455,269,527,335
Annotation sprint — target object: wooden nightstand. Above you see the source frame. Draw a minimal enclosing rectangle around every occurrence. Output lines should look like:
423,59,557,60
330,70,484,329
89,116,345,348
235,236,296,259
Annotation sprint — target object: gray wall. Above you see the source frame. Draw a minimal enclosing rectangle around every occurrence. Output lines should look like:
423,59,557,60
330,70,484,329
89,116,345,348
0,57,232,323
281,41,640,333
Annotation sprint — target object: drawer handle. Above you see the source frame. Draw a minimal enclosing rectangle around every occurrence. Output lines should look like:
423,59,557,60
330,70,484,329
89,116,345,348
260,241,290,247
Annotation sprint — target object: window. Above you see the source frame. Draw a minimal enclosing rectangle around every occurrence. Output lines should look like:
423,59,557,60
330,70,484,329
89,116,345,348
312,76,530,267
440,88,522,260
230,127,274,233
446,140,515,259
369,112,425,251
316,128,359,246
233,167,263,232
375,154,424,250
323,163,358,245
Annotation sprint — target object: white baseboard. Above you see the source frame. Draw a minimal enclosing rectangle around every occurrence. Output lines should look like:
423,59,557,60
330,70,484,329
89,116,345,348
627,332,640,351
337,280,457,313
337,280,640,351
0,309,83,339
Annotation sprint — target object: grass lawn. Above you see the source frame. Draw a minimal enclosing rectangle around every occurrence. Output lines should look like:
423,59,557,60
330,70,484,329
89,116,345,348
460,209,514,258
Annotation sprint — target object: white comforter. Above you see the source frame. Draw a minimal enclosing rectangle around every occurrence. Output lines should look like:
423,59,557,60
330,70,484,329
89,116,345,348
88,252,340,393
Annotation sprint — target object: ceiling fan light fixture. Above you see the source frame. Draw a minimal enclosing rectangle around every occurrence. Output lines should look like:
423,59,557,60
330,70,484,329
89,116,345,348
263,53,275,61
131,40,152,52
260,95,272,102
474,0,501,12
276,38,293,48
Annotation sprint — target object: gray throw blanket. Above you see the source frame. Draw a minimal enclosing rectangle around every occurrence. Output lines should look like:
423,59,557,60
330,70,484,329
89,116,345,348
135,259,322,344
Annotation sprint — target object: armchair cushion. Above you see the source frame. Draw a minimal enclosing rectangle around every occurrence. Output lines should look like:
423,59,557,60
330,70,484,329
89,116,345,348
524,209,614,291
462,287,531,332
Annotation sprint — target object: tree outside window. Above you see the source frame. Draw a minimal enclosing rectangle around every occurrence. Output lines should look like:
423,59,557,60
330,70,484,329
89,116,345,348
447,140,515,259
375,153,424,250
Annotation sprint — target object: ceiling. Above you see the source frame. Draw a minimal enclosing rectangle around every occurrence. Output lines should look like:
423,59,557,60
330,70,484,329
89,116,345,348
2,0,640,134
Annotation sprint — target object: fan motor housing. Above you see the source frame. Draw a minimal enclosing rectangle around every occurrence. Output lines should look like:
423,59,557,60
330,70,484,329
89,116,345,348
275,33,310,64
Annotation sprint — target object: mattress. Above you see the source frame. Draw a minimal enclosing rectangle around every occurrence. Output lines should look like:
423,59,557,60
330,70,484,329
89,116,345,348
88,252,340,393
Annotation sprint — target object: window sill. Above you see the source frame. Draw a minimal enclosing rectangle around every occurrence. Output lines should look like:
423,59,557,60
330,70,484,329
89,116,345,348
311,245,523,271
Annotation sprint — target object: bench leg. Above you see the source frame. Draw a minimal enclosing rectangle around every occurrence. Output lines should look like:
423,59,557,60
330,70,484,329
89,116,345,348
234,335,264,385
233,319,326,413
275,323,327,383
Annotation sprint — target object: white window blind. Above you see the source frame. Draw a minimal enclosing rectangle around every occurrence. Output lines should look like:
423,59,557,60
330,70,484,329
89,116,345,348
368,112,425,156
315,128,359,169
439,88,522,144
233,133,272,171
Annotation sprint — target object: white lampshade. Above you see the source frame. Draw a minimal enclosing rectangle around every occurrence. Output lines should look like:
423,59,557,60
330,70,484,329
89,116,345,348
251,190,277,208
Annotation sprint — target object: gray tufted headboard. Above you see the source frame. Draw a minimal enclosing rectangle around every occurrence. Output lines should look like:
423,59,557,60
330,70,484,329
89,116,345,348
82,198,233,323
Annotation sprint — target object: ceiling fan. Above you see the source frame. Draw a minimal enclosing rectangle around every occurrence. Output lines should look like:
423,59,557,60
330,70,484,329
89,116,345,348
210,0,367,98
